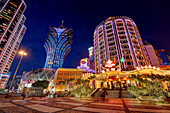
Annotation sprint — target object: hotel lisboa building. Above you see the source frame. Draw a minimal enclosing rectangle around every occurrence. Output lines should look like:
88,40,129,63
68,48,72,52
93,16,150,73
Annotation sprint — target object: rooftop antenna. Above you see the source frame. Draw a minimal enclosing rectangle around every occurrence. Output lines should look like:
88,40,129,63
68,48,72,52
59,20,64,28
58,20,64,29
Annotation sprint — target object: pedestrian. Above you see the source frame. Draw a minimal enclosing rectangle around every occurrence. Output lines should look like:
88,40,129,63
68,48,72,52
100,88,108,101
22,87,26,100
53,92,56,98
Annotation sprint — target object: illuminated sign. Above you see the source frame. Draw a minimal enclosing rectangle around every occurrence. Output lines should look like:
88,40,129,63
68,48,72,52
105,59,115,68
88,47,93,57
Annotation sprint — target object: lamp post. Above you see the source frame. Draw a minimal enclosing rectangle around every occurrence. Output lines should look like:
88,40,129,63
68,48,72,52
8,50,27,93
118,57,124,98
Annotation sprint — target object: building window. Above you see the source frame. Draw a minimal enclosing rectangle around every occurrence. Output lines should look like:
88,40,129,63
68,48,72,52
58,73,63,75
76,73,82,75
64,73,69,75
140,62,145,66
126,61,132,65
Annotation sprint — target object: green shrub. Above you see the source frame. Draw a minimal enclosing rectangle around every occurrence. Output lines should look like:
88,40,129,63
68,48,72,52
128,81,165,99
69,85,94,97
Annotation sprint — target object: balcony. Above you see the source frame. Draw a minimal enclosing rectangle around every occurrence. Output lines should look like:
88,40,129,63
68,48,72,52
107,33,113,37
108,37,114,42
106,24,112,29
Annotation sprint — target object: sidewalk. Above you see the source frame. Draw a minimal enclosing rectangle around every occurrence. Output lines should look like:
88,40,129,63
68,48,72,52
0,96,170,113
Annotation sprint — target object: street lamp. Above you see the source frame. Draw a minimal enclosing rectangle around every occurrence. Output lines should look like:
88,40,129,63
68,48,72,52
8,50,27,92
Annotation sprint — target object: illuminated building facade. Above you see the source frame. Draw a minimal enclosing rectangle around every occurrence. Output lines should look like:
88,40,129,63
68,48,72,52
144,45,163,66
0,0,27,76
53,68,83,91
0,73,10,89
88,47,94,70
44,23,72,70
20,68,56,88
5,74,21,90
157,49,170,65
77,58,95,73
93,16,150,73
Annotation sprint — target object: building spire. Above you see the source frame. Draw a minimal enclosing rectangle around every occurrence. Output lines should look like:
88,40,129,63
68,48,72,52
59,20,64,28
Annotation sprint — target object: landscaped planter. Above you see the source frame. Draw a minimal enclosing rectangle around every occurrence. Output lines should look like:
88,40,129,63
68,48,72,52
137,96,164,102
164,98,170,102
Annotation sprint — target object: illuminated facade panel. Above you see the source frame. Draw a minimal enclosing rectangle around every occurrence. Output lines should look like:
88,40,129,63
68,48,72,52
157,49,170,65
20,68,56,88
44,24,72,70
0,0,27,76
77,58,95,73
93,16,150,73
88,46,94,70
53,68,83,91
144,45,162,66
0,73,10,89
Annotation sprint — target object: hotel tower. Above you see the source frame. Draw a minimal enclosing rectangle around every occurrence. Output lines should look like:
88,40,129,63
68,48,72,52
0,0,26,75
44,23,72,70
93,16,150,73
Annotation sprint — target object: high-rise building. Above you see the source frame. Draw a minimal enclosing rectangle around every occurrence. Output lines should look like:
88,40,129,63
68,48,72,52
0,0,27,76
167,51,170,60
0,73,10,89
77,58,95,73
157,49,170,65
93,16,150,73
88,47,94,70
44,23,72,70
144,45,163,66
5,74,21,90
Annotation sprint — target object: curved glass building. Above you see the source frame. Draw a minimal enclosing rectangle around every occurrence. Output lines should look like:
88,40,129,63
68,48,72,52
93,16,150,73
20,68,56,88
44,23,72,70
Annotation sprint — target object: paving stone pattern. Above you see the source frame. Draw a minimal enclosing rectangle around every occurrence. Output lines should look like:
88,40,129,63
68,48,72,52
0,96,170,113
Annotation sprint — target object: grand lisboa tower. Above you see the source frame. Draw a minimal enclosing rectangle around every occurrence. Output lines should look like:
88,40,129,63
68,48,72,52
44,22,72,70
93,16,150,73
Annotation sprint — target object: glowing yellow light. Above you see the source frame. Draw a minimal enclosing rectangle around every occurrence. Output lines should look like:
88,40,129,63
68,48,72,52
157,67,160,70
153,66,156,69
136,67,140,70
145,65,148,69
101,70,105,73
19,50,27,56
149,65,152,68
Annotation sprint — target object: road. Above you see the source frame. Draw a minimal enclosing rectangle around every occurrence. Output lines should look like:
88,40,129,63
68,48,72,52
0,95,170,113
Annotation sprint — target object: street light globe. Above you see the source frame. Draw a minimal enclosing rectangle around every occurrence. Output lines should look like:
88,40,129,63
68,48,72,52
19,50,27,56
19,51,24,55
24,52,27,55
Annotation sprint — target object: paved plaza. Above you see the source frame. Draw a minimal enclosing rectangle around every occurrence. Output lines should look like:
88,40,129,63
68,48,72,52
0,96,170,113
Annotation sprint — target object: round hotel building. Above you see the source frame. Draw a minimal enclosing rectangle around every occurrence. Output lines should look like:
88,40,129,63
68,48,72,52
94,16,150,73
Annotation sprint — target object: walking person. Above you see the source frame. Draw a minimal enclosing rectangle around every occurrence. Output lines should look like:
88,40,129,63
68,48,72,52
22,87,26,100
100,88,108,101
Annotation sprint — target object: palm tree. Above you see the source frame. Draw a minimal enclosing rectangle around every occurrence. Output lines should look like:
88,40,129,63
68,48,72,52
66,79,71,91
84,79,90,88
75,78,82,87
58,81,64,91
69,78,75,90
88,75,96,89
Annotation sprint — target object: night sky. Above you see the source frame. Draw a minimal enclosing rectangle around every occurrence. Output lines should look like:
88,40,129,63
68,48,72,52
9,0,170,76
